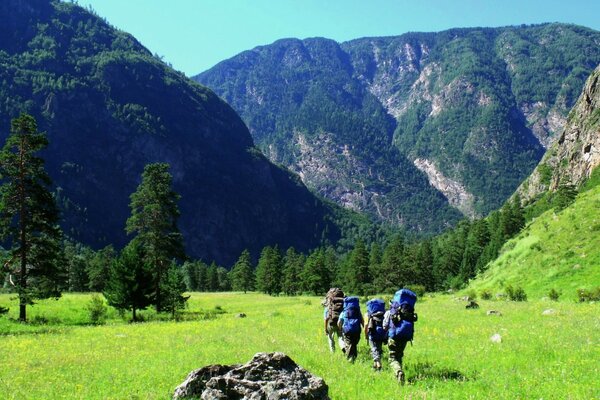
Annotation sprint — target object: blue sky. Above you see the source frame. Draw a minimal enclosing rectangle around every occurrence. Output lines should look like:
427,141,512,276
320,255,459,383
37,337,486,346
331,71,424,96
81,0,600,76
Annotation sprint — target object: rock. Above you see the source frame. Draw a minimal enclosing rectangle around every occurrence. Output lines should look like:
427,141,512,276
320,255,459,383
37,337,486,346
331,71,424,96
235,313,247,318
486,310,502,316
465,300,480,309
542,309,555,316
490,334,502,343
173,352,330,400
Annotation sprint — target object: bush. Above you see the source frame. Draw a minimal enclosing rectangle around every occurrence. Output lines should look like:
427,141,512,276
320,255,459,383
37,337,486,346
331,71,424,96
548,288,561,301
480,289,493,300
466,289,478,301
577,287,600,302
505,285,527,301
406,284,426,297
87,294,108,325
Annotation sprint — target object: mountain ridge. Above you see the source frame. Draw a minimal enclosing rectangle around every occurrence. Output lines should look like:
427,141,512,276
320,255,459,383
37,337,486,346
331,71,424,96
196,23,600,233
0,0,358,265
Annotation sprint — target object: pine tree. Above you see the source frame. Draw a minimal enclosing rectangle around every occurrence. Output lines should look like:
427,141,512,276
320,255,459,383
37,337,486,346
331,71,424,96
103,240,153,322
0,114,66,321
161,262,188,318
125,163,184,311
230,249,255,293
349,240,370,295
87,245,115,292
255,246,282,295
281,247,305,296
376,234,405,292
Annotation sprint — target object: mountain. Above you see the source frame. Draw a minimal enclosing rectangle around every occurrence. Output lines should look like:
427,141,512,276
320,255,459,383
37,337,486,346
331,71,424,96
195,24,600,233
0,0,356,265
518,64,600,201
469,65,600,300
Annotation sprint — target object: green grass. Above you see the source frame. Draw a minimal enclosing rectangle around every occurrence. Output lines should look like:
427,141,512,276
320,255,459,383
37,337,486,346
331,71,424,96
470,184,600,301
0,292,598,399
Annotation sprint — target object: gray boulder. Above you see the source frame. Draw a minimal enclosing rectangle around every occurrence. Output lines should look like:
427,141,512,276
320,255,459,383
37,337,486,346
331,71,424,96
173,352,330,400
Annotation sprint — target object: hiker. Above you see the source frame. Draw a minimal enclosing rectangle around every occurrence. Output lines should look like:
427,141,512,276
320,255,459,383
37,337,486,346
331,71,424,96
365,298,387,370
338,296,364,362
323,288,345,353
384,289,418,384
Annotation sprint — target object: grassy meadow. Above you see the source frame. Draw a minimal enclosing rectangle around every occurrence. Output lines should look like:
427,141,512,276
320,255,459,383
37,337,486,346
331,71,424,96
469,184,600,301
0,292,598,399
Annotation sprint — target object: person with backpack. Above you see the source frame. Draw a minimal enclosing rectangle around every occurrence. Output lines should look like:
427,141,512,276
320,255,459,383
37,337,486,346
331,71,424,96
365,298,387,370
337,296,364,362
383,288,418,384
323,288,345,353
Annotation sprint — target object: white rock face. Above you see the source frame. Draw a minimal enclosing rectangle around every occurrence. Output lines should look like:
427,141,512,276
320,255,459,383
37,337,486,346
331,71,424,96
414,158,477,218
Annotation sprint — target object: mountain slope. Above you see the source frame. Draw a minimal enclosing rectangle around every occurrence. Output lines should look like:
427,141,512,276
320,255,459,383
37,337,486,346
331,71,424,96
470,65,600,300
0,0,350,265
195,24,600,232
468,183,600,300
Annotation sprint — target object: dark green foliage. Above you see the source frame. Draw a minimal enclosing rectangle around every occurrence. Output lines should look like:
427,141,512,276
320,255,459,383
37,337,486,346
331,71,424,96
576,287,600,302
0,0,352,266
160,263,188,318
103,240,153,321
553,183,578,211
281,247,304,296
64,240,92,292
548,288,561,301
230,249,255,293
347,240,370,295
197,24,600,229
86,245,115,292
126,163,184,312
479,288,493,300
255,246,282,295
301,247,333,295
86,294,108,325
505,285,528,301
0,113,66,321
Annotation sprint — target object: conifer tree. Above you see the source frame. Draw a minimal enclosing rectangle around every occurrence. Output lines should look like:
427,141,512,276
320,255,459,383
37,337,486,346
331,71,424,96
104,240,153,322
349,240,370,295
230,249,254,293
255,246,282,295
281,247,304,295
161,262,188,318
0,113,66,321
126,163,184,311
87,245,115,292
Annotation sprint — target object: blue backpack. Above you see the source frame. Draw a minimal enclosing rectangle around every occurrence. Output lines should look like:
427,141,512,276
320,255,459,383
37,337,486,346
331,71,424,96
342,296,362,334
388,289,418,341
366,298,386,342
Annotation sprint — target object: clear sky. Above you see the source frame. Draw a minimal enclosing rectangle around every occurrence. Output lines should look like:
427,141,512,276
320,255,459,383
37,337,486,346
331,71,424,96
80,0,600,77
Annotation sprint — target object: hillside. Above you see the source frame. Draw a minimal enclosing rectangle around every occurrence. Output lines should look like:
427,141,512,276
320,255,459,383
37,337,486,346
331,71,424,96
468,182,600,300
0,0,356,265
196,24,600,233
470,65,600,300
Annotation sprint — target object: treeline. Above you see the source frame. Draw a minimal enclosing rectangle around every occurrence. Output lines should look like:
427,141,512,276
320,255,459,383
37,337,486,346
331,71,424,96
0,113,535,324
218,195,525,297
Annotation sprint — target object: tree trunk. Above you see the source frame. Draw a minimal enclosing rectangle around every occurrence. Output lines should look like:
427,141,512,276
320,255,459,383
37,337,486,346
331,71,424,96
132,307,137,322
18,133,27,323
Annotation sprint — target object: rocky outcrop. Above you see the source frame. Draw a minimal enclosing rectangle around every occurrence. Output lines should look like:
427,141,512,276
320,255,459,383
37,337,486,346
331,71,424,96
414,158,477,218
518,64,600,201
173,352,330,400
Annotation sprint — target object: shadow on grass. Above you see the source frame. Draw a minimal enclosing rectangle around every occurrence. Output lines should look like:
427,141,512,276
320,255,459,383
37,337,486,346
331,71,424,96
408,361,469,383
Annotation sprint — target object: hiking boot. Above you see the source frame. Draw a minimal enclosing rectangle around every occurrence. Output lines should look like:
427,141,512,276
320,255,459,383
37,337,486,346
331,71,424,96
396,370,405,385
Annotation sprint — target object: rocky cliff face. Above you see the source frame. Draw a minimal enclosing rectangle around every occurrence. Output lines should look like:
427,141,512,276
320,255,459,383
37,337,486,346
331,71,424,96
0,0,348,265
519,64,600,200
196,24,600,231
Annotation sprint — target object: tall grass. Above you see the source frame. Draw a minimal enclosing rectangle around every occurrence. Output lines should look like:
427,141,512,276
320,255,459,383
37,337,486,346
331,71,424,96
0,292,598,399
